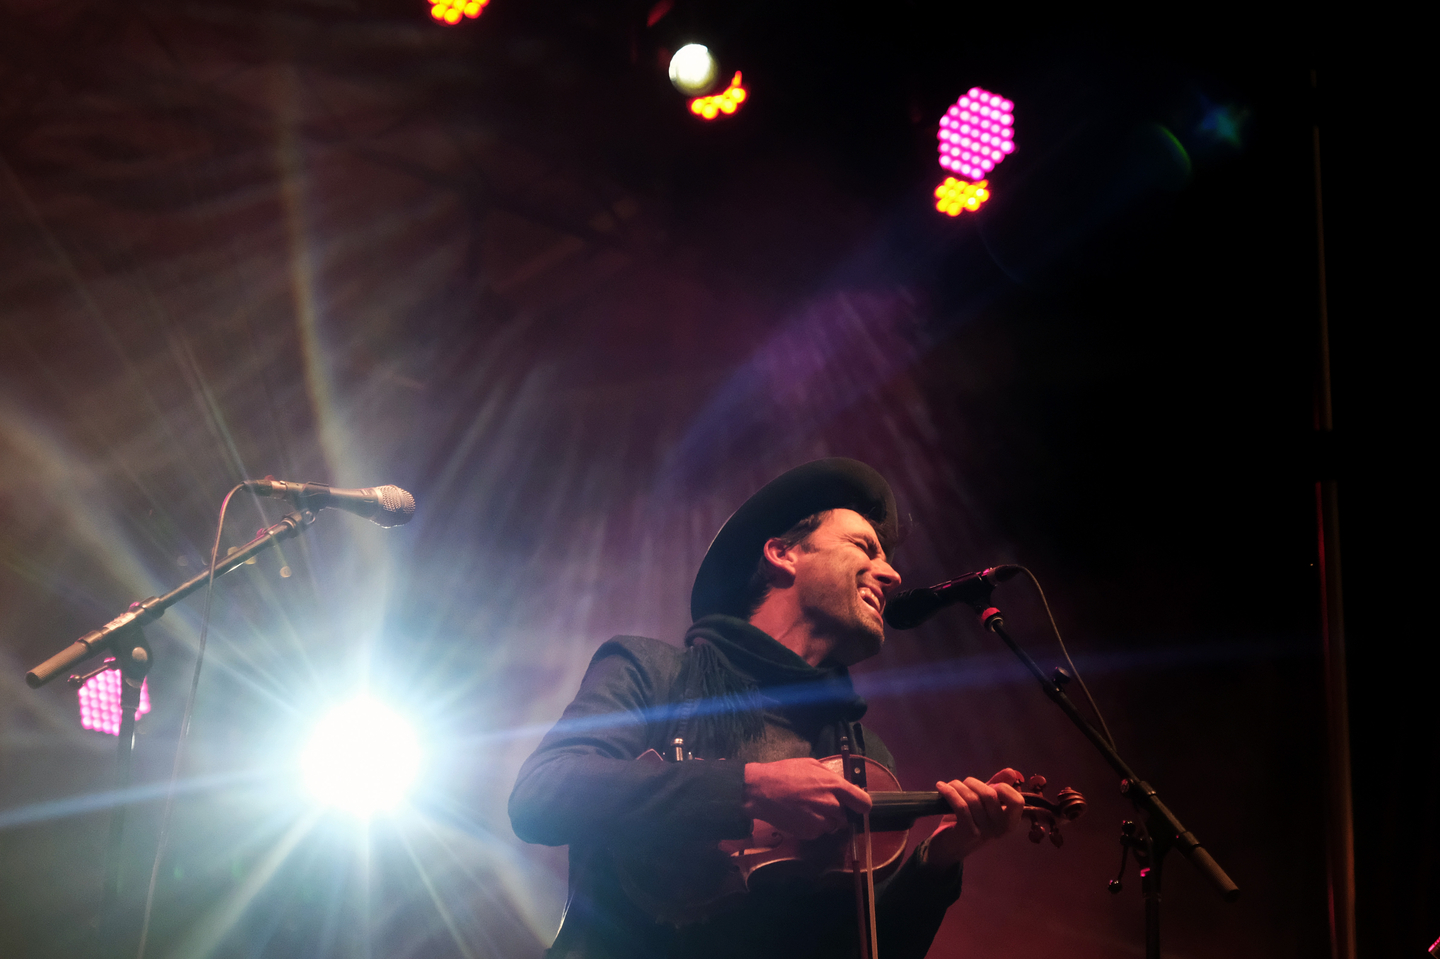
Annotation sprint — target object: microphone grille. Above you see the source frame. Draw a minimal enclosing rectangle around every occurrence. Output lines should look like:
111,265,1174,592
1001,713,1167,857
372,486,417,526
883,589,936,630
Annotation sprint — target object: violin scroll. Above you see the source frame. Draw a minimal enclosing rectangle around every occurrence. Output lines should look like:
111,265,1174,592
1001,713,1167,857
1018,774,1087,847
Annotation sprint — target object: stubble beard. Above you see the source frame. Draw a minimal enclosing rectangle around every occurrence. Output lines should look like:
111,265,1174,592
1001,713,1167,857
808,587,885,666
835,614,885,666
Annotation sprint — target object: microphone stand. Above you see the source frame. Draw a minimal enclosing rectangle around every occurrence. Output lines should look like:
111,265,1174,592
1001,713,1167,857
963,594,1239,959
65,633,152,958
23,509,316,959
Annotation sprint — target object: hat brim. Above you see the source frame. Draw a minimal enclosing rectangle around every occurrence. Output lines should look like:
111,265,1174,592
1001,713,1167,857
690,458,898,621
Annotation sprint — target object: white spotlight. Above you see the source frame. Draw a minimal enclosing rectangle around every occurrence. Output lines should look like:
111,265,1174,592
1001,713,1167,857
669,43,719,96
300,697,420,817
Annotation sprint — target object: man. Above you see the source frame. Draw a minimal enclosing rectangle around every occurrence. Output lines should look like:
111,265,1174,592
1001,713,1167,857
510,459,1024,958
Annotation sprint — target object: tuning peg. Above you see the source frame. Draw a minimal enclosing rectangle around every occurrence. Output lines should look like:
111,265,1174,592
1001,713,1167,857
1028,821,1045,844
1025,774,1048,792
1055,786,1087,821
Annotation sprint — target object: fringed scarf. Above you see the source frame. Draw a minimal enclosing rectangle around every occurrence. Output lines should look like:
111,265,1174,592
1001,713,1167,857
672,615,869,759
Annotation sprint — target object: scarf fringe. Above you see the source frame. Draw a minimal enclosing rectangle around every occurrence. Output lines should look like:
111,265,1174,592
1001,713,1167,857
673,641,764,759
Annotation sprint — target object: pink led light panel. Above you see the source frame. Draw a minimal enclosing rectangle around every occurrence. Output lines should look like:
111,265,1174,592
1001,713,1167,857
78,667,151,736
936,87,1015,181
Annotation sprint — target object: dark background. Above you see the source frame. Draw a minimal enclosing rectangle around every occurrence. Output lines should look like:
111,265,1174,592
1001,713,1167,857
0,2,1429,957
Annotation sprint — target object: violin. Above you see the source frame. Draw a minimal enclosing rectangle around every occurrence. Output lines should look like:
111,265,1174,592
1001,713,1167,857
616,743,1086,931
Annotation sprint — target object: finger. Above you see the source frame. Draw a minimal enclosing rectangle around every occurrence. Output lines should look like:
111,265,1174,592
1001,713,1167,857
940,778,978,809
995,781,1026,814
937,780,981,836
836,779,873,814
988,767,1025,787
935,780,961,814
964,777,1008,835
799,818,830,841
1003,790,1025,830
812,805,848,840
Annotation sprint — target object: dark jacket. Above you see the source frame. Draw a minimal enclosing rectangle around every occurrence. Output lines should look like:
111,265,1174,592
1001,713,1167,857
509,616,963,959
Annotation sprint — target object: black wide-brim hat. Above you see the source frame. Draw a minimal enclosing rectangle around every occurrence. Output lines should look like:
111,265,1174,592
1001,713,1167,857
690,458,899,621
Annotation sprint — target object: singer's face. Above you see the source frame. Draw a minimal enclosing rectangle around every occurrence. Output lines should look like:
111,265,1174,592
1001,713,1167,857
788,509,901,665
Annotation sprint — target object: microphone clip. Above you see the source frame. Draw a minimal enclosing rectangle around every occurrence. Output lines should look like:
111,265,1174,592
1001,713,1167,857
883,565,1022,630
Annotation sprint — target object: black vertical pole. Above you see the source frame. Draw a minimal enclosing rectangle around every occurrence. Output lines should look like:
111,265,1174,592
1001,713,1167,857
97,633,151,959
1142,874,1160,959
1311,68,1356,959
102,675,142,905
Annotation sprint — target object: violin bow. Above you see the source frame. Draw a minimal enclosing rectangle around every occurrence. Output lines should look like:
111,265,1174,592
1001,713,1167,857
841,737,881,959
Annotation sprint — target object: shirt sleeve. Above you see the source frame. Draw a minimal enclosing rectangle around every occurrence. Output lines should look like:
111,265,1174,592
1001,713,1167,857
508,637,752,848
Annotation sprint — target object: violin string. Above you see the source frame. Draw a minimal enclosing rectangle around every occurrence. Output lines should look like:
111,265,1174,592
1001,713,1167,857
863,813,879,959
1018,566,1117,750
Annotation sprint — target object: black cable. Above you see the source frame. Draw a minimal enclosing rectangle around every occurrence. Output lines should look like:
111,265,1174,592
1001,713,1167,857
134,484,243,959
1015,565,1117,750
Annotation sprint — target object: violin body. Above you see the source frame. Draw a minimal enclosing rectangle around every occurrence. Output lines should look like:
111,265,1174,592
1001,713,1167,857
615,750,1085,926
615,752,900,925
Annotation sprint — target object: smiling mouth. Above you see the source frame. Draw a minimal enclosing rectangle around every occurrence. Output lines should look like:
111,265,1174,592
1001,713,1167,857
859,588,883,617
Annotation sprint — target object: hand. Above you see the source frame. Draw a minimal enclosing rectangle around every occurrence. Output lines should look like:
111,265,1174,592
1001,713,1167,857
922,767,1026,870
742,758,872,841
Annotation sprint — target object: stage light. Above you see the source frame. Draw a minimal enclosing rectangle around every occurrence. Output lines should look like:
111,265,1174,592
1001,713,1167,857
934,87,1012,217
77,666,151,736
934,177,990,216
300,697,421,817
669,44,720,96
937,87,1014,181
689,71,748,120
429,0,490,25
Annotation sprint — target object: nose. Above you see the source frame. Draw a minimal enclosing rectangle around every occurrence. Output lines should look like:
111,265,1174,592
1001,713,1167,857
873,558,901,592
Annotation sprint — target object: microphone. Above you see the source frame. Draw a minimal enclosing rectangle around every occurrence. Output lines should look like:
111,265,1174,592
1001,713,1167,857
883,565,1022,630
245,479,416,527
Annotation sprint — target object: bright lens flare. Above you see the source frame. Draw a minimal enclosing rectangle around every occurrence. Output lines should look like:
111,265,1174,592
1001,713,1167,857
301,698,421,816
669,43,719,95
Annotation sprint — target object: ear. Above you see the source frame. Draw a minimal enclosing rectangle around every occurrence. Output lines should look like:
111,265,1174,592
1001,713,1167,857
760,536,801,588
